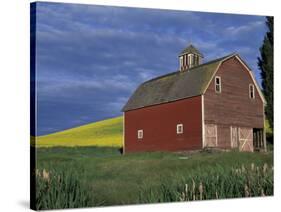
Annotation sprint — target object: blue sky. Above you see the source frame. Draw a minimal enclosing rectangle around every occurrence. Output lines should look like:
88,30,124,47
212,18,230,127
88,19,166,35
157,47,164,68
34,2,267,135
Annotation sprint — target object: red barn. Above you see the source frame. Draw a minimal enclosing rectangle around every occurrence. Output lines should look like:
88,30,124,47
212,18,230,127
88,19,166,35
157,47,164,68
122,45,266,153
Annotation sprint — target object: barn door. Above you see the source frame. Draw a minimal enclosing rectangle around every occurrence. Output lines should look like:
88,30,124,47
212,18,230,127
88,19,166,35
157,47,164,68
205,124,217,147
238,127,253,152
231,126,238,148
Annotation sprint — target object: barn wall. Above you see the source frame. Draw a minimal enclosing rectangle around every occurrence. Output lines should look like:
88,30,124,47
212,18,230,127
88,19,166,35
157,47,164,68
217,124,231,148
204,57,264,148
124,96,202,153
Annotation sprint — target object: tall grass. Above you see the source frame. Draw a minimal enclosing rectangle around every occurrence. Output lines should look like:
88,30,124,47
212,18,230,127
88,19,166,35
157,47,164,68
36,167,94,210
35,148,273,208
139,163,273,203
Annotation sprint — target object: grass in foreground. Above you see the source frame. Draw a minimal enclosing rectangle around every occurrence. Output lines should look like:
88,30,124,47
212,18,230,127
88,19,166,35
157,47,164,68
36,168,94,210
36,147,273,209
138,163,273,203
35,116,123,148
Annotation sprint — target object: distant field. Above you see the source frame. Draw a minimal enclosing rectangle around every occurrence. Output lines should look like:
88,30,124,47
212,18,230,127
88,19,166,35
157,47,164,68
36,116,123,147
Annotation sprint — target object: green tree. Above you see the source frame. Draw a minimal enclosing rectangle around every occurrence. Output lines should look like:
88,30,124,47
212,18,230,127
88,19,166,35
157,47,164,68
258,17,273,131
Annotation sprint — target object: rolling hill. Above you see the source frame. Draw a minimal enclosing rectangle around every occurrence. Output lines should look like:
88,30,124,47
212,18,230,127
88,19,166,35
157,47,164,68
36,116,123,147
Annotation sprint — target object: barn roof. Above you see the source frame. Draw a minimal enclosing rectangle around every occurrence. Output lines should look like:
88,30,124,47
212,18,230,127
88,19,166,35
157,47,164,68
122,54,235,112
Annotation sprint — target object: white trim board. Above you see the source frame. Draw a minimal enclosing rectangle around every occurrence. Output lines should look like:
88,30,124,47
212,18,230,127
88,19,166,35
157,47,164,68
122,112,125,154
201,95,205,148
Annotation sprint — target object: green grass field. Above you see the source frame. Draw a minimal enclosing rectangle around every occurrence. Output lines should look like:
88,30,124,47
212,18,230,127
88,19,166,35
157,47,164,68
34,116,274,209
36,116,123,147
36,147,273,209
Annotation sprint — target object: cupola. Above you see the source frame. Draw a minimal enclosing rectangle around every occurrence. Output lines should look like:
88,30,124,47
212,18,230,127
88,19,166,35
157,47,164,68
179,44,203,71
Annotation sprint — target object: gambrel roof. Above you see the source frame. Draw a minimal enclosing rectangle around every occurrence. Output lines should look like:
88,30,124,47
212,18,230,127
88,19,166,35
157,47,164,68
122,54,265,112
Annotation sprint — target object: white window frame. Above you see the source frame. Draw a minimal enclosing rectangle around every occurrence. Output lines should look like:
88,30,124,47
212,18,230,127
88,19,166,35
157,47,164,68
249,84,255,99
137,129,143,139
215,76,221,93
177,124,183,134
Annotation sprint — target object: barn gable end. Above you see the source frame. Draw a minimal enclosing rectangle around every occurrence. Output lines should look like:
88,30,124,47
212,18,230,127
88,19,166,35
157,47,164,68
203,56,265,150
202,55,265,103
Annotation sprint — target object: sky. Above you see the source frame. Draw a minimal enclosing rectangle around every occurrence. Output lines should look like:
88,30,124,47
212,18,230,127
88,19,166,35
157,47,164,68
34,2,268,135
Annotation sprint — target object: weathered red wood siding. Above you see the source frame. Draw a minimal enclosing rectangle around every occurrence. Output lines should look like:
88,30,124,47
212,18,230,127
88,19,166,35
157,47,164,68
204,57,264,148
124,96,202,153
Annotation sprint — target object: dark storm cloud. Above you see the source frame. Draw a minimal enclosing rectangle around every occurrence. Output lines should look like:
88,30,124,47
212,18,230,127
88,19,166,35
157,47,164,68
35,2,267,135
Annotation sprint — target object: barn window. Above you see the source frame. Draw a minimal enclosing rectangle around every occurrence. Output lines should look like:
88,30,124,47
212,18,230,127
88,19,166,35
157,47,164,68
177,124,183,134
137,130,143,139
249,84,255,99
215,76,221,93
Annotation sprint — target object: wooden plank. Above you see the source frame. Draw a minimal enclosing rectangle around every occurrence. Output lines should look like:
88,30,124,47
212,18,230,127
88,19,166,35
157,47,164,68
202,95,205,148
217,125,230,148
231,126,238,148
239,127,253,152
205,124,217,147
